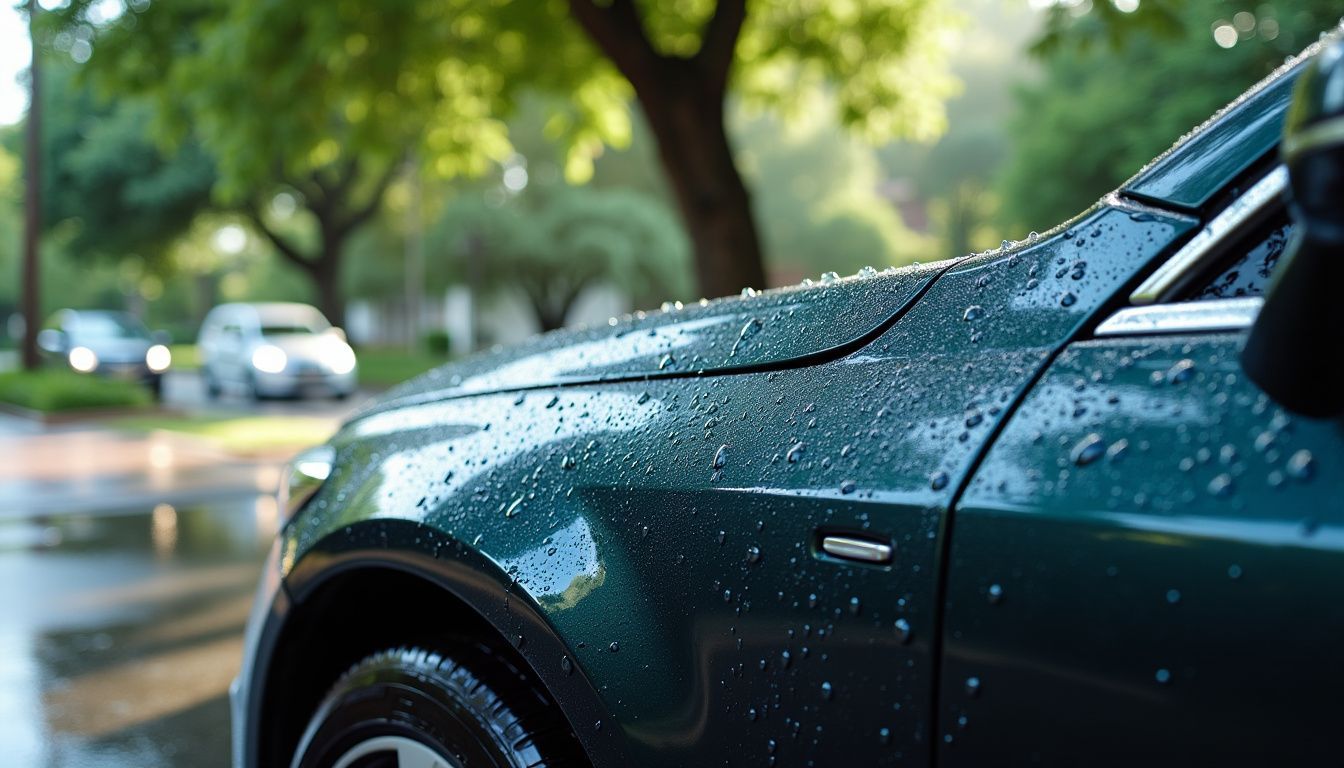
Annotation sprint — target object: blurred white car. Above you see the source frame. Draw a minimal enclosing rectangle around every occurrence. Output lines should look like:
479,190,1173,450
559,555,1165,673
198,303,357,400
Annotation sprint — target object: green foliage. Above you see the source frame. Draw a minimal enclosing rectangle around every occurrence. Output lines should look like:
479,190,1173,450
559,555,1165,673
39,61,215,264
735,99,935,279
354,347,448,387
430,183,690,329
999,1,1342,232
0,369,152,412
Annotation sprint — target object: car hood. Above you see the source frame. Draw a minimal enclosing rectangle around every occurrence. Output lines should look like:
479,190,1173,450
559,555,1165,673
356,261,952,418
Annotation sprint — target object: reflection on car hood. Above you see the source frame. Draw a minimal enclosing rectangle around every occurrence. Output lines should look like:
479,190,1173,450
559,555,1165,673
357,261,953,419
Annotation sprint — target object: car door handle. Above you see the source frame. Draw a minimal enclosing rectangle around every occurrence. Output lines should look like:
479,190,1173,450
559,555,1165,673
820,534,893,565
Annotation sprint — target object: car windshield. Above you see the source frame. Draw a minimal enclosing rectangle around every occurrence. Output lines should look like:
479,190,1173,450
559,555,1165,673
260,323,322,336
70,313,149,341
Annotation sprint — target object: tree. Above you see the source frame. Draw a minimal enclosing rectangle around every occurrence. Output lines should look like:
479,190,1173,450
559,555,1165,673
563,0,959,297
49,0,627,324
999,0,1343,232
431,185,690,332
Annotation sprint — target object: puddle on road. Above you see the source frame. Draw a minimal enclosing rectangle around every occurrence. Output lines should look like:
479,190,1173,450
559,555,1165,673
0,497,277,767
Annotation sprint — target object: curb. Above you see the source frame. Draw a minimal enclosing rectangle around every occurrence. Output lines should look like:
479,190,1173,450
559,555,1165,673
0,401,182,426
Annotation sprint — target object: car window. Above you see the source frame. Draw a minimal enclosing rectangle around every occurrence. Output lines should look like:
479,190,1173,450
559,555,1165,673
260,323,319,336
1186,211,1292,301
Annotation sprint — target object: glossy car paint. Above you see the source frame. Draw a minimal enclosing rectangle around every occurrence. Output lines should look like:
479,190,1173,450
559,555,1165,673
235,37,1341,768
939,336,1344,764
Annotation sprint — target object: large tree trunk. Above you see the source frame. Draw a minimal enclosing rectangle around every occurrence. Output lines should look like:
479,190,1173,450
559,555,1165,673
566,0,763,301
20,0,41,370
640,70,766,299
310,250,346,328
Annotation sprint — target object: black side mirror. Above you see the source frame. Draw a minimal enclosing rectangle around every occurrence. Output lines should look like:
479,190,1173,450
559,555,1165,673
1242,40,1344,419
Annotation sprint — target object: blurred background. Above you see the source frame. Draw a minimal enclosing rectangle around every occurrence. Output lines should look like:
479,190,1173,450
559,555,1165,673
0,0,1340,765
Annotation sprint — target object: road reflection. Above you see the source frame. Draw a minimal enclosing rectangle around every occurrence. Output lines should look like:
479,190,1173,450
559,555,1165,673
0,497,274,767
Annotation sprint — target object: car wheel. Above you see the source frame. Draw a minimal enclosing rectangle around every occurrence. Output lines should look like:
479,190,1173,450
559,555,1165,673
204,368,221,399
291,645,586,768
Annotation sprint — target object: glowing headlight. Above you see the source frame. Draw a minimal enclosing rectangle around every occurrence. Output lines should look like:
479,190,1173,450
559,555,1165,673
278,445,335,521
251,344,287,374
322,341,357,375
146,344,172,373
68,346,99,373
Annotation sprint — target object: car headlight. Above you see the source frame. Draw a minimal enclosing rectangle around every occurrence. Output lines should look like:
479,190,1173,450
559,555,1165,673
251,344,287,374
321,341,357,375
145,344,172,373
277,445,335,522
68,346,98,373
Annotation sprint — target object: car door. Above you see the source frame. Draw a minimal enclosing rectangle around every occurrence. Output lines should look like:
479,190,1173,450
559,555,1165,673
937,163,1344,765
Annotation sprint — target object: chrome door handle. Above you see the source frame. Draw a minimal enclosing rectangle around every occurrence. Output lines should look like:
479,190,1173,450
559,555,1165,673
821,534,893,565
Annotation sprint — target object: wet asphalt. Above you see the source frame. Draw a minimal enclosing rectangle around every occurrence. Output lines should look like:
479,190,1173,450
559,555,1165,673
0,371,360,767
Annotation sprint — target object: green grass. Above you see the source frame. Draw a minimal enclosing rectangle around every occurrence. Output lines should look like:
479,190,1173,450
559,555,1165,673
356,347,448,388
168,343,200,370
0,369,153,413
110,413,340,457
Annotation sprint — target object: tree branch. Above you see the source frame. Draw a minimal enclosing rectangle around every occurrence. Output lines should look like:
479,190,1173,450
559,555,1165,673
337,160,400,237
696,0,746,94
566,0,660,92
245,205,315,272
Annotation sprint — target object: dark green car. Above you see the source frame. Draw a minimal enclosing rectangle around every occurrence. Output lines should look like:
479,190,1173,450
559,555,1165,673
233,35,1344,768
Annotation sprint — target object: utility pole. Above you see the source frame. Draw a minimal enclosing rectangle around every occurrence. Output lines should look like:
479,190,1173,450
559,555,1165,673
403,157,424,351
20,0,42,370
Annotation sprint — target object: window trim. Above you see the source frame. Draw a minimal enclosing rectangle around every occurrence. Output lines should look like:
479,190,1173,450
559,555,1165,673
1129,165,1287,305
1095,297,1263,337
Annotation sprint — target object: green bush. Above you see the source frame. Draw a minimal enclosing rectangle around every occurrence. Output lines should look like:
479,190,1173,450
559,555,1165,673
422,330,451,356
0,370,153,412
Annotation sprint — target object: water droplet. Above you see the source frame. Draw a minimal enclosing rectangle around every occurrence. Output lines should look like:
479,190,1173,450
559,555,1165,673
1059,292,1077,308
1155,668,1172,684
821,681,834,700
608,641,620,653
1165,359,1197,385
746,545,761,564
741,286,758,297
1286,449,1315,481
894,618,912,644
848,596,862,616
786,442,807,463
712,444,729,469
820,271,840,283
504,496,524,518
930,471,950,491
839,479,857,495
987,583,1004,604
560,655,574,675
658,353,676,370
1070,433,1106,466
1165,588,1181,604
879,726,891,744
1207,473,1234,498
962,305,985,322
1227,564,1243,580
965,676,981,697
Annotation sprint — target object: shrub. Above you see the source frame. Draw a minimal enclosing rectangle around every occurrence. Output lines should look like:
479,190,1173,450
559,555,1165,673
0,370,153,412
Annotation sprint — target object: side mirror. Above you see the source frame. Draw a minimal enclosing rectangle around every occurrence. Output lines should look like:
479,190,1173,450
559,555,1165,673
36,328,67,354
327,327,347,342
1242,40,1344,418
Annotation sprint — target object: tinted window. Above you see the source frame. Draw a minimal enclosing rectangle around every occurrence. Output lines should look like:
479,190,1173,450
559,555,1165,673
1189,214,1291,301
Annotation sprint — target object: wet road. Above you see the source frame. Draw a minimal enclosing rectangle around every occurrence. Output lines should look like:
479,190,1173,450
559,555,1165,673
0,379,363,767
0,497,275,767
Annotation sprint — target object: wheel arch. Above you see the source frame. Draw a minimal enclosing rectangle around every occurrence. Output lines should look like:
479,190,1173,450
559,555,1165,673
255,520,626,767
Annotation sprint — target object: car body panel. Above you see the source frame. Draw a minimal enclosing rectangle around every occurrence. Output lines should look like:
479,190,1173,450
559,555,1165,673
938,335,1344,765
267,205,1195,766
361,264,947,415
1121,53,1304,211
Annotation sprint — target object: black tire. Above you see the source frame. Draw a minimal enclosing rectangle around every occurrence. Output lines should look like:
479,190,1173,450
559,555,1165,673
203,368,221,400
291,645,586,768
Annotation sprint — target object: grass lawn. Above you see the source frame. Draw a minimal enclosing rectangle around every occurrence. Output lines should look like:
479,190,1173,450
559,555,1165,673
0,369,153,413
168,343,200,370
355,347,448,388
110,413,341,457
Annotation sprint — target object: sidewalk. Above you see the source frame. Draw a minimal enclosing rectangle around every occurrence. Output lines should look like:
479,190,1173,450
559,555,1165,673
0,419,282,518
